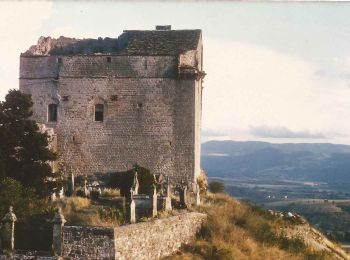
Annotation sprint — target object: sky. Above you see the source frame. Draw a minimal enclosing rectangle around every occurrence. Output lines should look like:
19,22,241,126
1,1,350,144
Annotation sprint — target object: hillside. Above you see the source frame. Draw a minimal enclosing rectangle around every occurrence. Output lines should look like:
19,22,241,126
167,194,349,260
201,140,350,246
201,140,350,184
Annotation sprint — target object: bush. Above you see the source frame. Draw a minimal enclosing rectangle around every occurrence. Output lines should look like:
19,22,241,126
209,181,225,193
98,206,126,225
90,190,100,200
108,164,155,196
0,178,56,251
75,189,86,198
197,170,208,194
0,177,47,219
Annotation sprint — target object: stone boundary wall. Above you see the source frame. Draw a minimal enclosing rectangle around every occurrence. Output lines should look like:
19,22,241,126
0,256,58,260
62,226,115,259
60,212,206,260
114,212,206,260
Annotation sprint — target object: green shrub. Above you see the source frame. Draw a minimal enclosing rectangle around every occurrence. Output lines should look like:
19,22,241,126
98,206,126,224
278,236,306,253
90,190,100,200
0,177,44,218
209,181,225,193
108,164,155,196
75,189,86,198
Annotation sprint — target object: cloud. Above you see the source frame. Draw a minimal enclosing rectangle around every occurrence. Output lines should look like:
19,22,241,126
202,128,227,137
202,38,350,144
0,2,53,100
250,126,326,139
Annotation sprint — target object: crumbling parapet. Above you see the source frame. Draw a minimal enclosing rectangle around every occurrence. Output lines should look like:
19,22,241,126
52,207,66,256
1,207,17,255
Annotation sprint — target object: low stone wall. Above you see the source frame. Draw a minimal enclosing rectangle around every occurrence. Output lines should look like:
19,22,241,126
62,226,115,259
0,256,58,260
60,212,206,260
114,212,206,260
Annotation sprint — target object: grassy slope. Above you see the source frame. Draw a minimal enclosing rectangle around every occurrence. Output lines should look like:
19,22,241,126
167,194,349,260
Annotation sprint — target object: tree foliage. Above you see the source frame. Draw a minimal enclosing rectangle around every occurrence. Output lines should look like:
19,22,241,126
0,89,60,198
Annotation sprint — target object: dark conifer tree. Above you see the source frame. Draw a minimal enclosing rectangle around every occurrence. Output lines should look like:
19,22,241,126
0,89,61,197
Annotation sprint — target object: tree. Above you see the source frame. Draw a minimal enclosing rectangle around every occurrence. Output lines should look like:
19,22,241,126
0,89,61,198
209,181,225,193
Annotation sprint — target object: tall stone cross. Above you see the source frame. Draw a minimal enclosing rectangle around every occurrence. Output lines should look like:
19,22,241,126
52,207,66,256
151,184,158,218
129,188,136,224
1,206,17,255
131,171,139,195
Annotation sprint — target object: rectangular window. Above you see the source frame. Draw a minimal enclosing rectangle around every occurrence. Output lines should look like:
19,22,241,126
106,57,111,63
48,104,57,122
95,104,104,122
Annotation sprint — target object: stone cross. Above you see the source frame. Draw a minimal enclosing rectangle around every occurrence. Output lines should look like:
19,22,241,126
1,206,17,254
179,186,188,208
58,187,64,199
151,185,158,218
51,192,57,202
164,177,172,211
195,183,201,206
129,189,136,224
166,176,171,197
84,179,90,197
131,172,139,195
52,207,66,256
67,172,75,196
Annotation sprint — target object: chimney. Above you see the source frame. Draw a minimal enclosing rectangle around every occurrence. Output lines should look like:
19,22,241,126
155,25,171,31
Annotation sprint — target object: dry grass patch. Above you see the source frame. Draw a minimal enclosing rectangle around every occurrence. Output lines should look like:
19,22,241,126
101,188,120,198
167,193,334,260
53,196,125,227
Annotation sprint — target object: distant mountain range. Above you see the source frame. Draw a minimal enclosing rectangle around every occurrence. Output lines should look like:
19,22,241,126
201,140,350,183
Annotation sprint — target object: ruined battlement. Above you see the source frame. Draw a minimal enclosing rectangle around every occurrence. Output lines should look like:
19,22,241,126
22,29,201,56
19,27,204,184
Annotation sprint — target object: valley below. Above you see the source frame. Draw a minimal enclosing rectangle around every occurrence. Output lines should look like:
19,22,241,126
202,140,350,251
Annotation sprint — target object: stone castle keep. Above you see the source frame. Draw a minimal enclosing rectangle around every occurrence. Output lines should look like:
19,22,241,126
20,26,205,184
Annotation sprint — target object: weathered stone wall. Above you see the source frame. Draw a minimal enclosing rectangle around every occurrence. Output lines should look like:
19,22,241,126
20,56,177,79
0,256,58,260
62,226,115,259
20,38,203,184
60,212,206,260
114,212,206,260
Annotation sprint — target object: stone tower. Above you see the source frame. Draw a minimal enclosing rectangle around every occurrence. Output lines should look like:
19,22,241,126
19,26,205,184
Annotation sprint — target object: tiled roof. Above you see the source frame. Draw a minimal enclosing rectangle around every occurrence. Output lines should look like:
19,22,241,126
23,29,201,56
118,30,201,55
